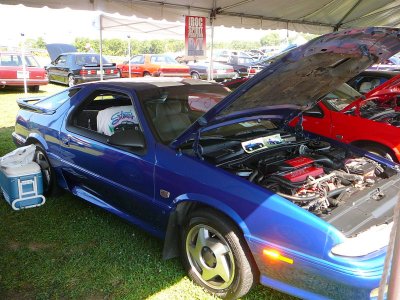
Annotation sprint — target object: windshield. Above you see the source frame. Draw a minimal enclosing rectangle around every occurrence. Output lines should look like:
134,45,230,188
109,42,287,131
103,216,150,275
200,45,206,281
322,83,362,111
138,83,229,143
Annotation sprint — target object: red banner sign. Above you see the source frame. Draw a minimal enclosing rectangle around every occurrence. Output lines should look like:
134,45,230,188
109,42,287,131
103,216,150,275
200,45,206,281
185,16,206,59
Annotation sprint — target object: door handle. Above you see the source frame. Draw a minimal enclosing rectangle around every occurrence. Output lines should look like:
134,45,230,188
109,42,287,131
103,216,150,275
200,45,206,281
336,134,343,140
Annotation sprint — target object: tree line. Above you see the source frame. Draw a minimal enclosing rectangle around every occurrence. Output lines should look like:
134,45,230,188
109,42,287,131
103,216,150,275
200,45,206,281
23,32,317,56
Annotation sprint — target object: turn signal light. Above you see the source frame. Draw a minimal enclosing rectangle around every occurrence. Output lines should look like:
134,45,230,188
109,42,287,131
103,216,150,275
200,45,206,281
263,249,293,264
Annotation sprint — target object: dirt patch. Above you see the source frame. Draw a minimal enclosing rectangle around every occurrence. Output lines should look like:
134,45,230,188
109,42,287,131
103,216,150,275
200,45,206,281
27,242,52,251
8,241,21,250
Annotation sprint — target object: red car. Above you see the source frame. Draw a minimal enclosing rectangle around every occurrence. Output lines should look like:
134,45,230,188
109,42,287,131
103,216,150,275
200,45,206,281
301,75,400,161
0,52,48,92
117,54,190,78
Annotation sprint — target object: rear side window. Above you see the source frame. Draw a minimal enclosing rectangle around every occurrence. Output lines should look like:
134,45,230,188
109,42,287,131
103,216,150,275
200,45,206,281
0,54,20,66
35,89,77,110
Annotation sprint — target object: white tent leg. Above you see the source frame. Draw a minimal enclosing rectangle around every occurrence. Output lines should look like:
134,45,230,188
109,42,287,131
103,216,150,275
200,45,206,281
208,0,216,82
99,14,104,81
21,33,27,95
128,35,131,78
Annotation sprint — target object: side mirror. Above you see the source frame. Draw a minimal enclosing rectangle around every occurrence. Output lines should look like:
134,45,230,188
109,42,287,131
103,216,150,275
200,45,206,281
107,129,146,149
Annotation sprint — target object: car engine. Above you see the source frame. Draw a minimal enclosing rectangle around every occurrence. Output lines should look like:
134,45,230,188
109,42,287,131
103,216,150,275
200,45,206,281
202,131,397,216
359,98,400,127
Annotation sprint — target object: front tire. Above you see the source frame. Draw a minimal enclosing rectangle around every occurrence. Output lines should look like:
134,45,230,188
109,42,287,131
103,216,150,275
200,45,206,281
181,209,257,299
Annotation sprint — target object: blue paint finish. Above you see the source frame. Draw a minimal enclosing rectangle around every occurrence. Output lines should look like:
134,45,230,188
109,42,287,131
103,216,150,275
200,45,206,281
11,27,400,299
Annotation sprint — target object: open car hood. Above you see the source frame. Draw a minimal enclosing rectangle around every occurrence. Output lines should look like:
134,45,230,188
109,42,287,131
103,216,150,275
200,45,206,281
172,27,400,148
46,43,77,61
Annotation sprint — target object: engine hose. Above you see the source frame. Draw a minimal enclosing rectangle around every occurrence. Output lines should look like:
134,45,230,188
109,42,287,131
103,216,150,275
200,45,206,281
327,187,348,206
249,170,258,182
276,192,319,202
334,170,363,182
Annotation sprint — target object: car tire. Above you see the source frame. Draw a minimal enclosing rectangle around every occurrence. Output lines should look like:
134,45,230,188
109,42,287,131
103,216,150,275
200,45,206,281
68,74,75,87
143,72,151,77
363,145,395,162
28,85,39,92
191,72,200,79
181,208,257,299
34,144,59,196
233,71,240,79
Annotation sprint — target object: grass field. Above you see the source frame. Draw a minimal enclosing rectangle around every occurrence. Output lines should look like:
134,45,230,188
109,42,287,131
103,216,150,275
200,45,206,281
0,84,296,300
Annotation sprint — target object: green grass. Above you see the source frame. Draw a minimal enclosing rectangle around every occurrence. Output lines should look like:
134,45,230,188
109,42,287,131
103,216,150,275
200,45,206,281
0,84,297,299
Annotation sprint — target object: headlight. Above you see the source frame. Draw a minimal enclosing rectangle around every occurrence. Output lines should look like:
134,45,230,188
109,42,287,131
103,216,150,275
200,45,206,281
331,223,392,257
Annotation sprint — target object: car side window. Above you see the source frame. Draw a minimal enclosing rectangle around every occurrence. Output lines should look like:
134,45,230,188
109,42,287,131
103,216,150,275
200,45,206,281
130,55,144,64
67,89,144,152
55,55,67,65
303,105,324,118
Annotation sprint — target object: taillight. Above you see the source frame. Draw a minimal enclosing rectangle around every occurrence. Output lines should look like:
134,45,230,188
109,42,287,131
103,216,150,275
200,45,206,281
249,68,256,74
80,69,97,75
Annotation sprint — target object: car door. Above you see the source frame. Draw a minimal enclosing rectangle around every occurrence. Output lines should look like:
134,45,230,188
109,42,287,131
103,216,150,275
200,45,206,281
300,104,334,138
59,87,161,229
124,55,145,77
48,55,68,83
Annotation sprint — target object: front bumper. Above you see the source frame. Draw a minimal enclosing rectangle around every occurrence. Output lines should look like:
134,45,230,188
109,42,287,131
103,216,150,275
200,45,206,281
249,237,384,300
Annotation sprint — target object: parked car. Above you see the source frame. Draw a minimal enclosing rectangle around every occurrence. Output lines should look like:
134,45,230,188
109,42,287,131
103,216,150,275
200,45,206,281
224,54,256,78
46,44,120,87
12,28,400,300
117,54,190,78
348,70,398,93
187,60,235,81
301,73,400,162
0,52,48,92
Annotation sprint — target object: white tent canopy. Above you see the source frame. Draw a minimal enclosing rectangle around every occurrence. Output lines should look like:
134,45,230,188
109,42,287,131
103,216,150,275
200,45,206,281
2,0,400,34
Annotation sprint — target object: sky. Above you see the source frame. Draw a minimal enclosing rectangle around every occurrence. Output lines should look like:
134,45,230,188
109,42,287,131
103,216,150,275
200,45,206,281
0,4,289,48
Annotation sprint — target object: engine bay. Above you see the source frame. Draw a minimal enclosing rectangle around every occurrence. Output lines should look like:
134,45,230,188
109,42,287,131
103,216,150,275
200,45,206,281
201,129,398,217
359,98,400,127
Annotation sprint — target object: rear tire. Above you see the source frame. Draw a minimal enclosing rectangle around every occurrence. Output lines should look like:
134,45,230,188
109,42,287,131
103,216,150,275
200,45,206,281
181,209,257,299
33,144,59,196
68,74,75,87
28,85,39,92
143,72,151,77
191,72,200,79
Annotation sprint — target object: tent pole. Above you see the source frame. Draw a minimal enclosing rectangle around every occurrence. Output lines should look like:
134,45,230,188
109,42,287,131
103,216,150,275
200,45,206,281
209,0,216,81
128,35,131,78
99,14,104,81
21,33,27,95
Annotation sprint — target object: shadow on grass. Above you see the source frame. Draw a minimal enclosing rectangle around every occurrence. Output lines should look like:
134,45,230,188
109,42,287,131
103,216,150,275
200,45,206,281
1,86,50,95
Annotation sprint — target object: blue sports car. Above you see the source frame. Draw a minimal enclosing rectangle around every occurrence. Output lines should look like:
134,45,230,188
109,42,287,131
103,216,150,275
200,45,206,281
12,28,400,299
